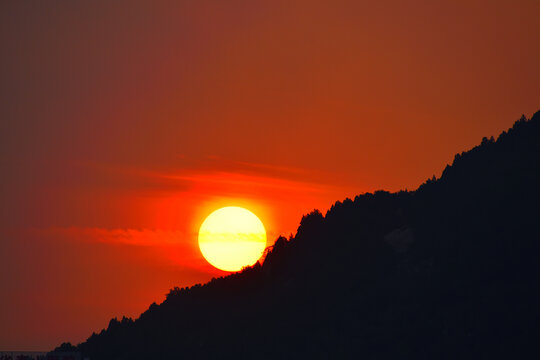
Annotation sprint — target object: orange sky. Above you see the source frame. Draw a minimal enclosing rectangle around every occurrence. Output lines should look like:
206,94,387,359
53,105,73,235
1,0,539,351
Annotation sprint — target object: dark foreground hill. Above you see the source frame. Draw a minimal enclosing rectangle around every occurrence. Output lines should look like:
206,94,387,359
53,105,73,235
57,111,540,359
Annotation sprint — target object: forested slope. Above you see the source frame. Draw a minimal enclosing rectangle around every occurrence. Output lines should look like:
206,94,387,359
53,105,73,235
58,111,540,359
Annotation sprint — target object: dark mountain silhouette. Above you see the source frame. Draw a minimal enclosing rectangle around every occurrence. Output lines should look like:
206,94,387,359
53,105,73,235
57,111,540,359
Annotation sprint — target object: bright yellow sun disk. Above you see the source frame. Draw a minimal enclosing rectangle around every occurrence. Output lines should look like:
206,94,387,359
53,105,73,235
198,206,267,272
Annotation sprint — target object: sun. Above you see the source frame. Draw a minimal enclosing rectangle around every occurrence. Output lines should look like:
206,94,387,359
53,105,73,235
198,206,267,272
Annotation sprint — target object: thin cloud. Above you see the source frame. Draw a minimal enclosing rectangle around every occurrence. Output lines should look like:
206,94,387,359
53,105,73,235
33,227,186,246
71,157,360,199
28,227,206,269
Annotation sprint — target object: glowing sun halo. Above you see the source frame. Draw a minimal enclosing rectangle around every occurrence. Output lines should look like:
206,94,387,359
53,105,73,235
198,206,267,272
